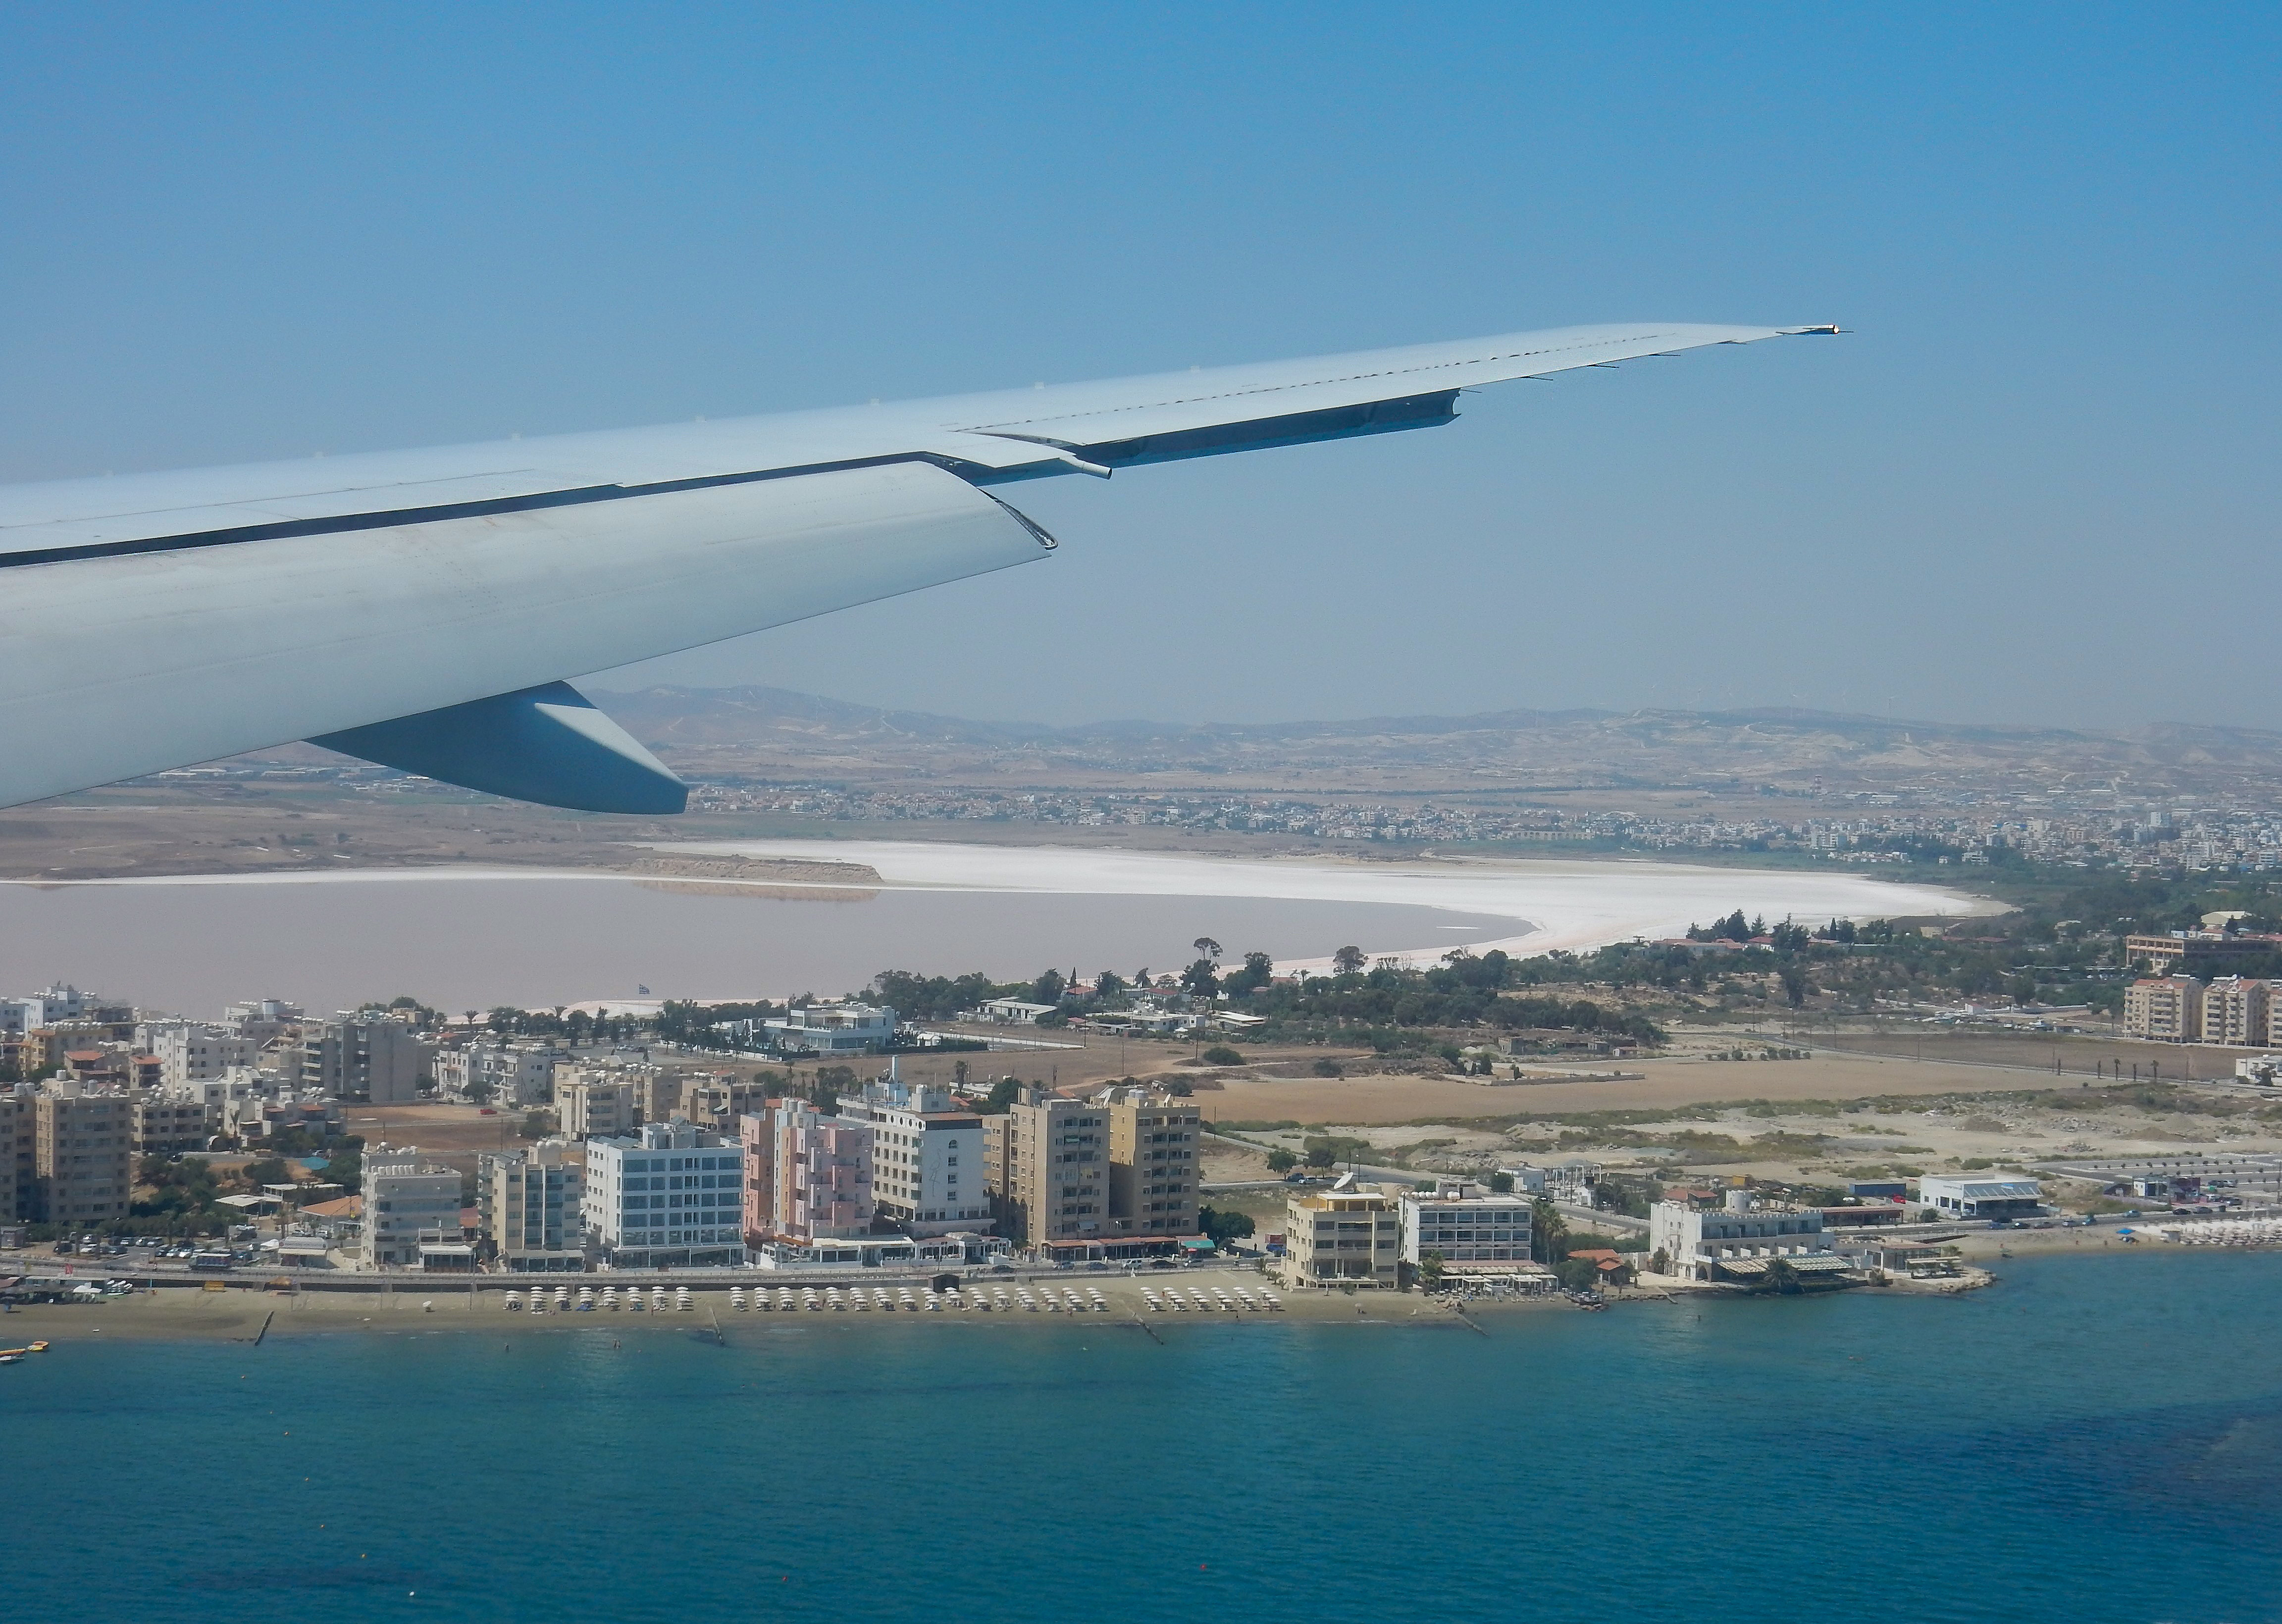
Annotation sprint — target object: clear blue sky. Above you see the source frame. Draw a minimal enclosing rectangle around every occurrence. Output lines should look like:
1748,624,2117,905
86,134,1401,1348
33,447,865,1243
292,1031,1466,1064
3,3,2275,729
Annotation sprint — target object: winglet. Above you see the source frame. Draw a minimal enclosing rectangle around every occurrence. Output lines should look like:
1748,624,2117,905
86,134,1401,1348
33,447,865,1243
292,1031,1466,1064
312,682,688,814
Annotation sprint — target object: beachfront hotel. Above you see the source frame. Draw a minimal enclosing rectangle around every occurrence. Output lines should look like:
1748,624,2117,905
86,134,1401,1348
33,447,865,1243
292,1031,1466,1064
361,1148,465,1269
1399,1180,1535,1278
1648,1191,1840,1284
582,1120,744,1267
835,1077,991,1237
1280,1181,1402,1288
478,1138,587,1271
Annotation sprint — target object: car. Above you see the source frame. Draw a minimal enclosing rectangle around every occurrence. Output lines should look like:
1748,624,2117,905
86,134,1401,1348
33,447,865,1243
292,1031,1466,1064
477,1108,497,1116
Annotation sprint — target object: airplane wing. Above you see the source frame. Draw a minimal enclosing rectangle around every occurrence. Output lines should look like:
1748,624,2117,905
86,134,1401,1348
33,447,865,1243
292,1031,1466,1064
0,322,1834,812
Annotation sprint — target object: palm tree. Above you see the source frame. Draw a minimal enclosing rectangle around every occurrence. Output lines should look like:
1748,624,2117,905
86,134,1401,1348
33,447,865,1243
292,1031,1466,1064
1529,1196,1567,1265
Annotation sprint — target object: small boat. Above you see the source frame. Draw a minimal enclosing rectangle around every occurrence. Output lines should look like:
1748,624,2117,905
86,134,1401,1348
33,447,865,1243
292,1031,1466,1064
0,1354,20,1365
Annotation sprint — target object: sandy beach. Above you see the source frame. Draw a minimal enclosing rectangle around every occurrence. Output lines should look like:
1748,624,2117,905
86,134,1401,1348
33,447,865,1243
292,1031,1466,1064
3,1223,2235,1349
0,1269,1479,1344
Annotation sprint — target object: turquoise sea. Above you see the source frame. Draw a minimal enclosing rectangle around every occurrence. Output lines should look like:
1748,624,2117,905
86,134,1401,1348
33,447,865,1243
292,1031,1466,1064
5,1252,2281,1623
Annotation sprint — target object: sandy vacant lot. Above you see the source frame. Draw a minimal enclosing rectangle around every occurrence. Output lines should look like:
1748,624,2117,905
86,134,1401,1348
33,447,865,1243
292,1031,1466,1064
1196,1053,2068,1126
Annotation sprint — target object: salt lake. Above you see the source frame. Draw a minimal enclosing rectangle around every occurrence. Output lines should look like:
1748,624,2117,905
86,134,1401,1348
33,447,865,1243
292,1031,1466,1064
0,840,1989,1015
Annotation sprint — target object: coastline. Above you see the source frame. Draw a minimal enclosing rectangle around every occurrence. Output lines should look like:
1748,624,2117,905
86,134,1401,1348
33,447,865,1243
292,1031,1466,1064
2,1227,2238,1347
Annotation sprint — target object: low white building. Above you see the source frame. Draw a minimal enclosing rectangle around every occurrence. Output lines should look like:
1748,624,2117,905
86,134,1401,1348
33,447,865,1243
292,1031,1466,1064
970,998,1059,1026
763,1001,900,1054
1650,1192,1839,1283
1914,1174,2044,1219
362,1148,465,1270
1400,1180,1535,1274
583,1120,744,1267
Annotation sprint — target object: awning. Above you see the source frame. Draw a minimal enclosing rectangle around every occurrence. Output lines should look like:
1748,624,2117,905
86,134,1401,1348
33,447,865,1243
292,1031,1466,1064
1179,1237,1218,1252
1712,1254,1854,1276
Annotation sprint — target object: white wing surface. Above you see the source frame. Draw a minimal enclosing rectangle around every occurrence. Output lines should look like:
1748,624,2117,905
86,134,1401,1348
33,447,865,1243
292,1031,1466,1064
0,321,1833,811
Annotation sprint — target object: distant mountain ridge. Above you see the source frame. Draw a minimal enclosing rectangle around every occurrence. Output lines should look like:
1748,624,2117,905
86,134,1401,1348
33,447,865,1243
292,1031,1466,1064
586,685,2282,796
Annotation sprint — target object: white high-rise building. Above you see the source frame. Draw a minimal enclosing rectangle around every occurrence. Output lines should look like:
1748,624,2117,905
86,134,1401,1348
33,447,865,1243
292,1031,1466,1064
582,1120,744,1267
361,1148,464,1269
837,1077,989,1237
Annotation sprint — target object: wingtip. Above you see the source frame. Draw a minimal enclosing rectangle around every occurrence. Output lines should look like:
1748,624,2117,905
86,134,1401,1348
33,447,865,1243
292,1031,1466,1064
1782,324,1845,336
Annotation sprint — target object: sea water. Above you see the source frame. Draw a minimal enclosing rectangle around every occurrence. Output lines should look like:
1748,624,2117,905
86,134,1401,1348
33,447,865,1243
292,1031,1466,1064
4,1251,2278,1623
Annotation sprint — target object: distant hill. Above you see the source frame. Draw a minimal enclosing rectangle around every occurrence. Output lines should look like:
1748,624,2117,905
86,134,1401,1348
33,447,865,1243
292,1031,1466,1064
587,685,2282,797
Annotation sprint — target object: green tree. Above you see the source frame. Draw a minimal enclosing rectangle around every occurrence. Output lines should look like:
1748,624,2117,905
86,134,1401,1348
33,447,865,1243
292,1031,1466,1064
1556,1257,1603,1291
1332,946,1367,975
1031,968,1067,1006
1180,959,1220,1000
1200,1045,1244,1066
1198,1206,1254,1247
241,1157,291,1188
1530,1196,1568,1265
1418,1249,1448,1290
322,1146,363,1193
1265,1149,1298,1173
982,1077,1024,1115
1223,952,1274,995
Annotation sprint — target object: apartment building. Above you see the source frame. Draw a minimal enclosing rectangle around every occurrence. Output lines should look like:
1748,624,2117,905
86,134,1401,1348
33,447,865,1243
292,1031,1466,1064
2201,977,2273,1048
982,1088,1107,1248
133,1093,213,1155
748,1099,874,1241
2125,976,2205,1042
680,1073,771,1131
1649,1192,1837,1283
1280,1183,1401,1288
0,1088,31,1221
556,1075,639,1139
361,1148,465,1269
584,1120,744,1266
142,1022,258,1093
30,1086,135,1227
300,1015,434,1104
435,1041,557,1107
478,1139,587,1270
838,1078,990,1237
1104,1087,1201,1240
221,998,306,1045
1399,1181,1535,1275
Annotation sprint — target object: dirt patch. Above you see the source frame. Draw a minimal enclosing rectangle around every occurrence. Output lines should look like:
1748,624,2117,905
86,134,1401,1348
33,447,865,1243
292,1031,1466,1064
1197,1054,2063,1127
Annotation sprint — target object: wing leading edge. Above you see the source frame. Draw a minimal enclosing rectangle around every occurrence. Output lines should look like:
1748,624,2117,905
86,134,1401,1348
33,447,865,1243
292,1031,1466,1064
0,321,1835,811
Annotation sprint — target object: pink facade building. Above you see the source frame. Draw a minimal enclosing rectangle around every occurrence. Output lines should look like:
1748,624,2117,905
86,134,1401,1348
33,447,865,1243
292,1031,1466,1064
742,1098,875,1241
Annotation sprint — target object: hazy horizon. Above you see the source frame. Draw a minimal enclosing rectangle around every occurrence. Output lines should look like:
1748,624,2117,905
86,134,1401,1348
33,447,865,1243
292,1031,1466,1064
5,6,2275,732
585,679,2282,741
